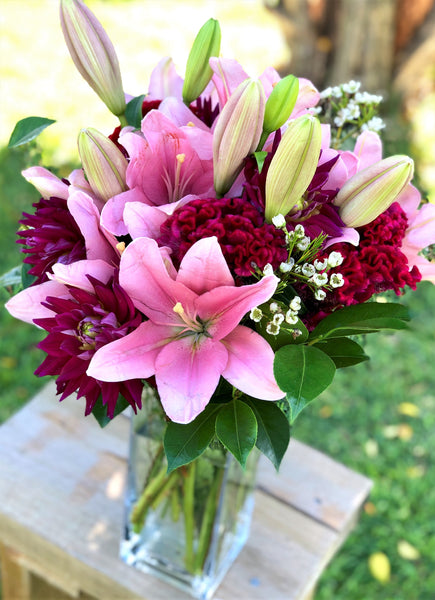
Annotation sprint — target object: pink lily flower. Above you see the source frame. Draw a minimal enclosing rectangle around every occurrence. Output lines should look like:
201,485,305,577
101,110,214,236
87,237,283,423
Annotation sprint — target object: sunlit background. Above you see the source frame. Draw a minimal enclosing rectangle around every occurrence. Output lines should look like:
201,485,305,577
1,1,435,599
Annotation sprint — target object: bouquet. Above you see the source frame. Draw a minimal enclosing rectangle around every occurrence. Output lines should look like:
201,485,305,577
4,0,435,594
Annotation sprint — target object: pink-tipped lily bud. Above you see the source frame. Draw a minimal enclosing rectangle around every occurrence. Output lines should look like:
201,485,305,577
213,78,265,196
335,155,414,228
78,128,128,202
182,19,221,106
264,114,321,222
263,74,299,135
60,0,125,116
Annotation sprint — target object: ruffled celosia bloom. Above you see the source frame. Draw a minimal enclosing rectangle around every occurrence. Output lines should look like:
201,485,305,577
88,237,283,423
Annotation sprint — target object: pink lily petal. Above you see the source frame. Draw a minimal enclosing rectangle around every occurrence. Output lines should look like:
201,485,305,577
22,167,69,200
320,124,331,149
176,237,234,294
148,57,183,101
101,188,150,236
397,183,421,216
123,201,168,239
119,237,196,322
87,321,170,381
290,78,320,118
67,191,118,263
222,325,284,400
196,275,278,340
324,227,360,248
259,66,281,97
405,202,435,248
155,336,228,423
5,280,68,325
209,57,250,107
159,97,210,131
50,259,114,292
353,131,382,171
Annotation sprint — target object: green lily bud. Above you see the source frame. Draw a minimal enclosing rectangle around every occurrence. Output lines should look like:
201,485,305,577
60,0,126,116
258,75,299,149
264,115,321,222
78,128,128,202
182,19,221,106
213,79,265,196
335,155,414,227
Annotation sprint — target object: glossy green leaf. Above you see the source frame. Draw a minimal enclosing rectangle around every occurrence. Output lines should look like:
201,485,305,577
164,404,220,473
245,398,290,470
8,116,56,148
0,265,22,289
274,344,336,423
309,302,410,341
21,263,37,289
92,394,130,428
215,399,257,468
125,94,145,128
313,337,369,368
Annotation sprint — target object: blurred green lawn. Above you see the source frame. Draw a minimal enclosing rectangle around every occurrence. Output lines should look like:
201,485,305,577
1,2,435,599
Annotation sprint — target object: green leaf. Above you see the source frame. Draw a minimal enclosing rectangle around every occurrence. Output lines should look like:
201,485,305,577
309,302,410,341
274,344,336,423
215,399,257,468
245,398,290,470
8,116,56,148
164,403,220,473
125,94,145,128
0,265,22,289
92,394,131,428
21,263,37,289
254,151,268,174
313,338,369,368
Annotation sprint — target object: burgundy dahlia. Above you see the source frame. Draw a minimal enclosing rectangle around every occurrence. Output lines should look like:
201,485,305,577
18,196,86,285
157,196,287,280
34,274,143,419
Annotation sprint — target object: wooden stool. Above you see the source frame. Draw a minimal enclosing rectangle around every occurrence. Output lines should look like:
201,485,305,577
0,382,372,600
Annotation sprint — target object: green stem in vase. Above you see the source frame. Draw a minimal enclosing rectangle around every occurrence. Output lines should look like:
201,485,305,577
183,461,196,573
171,485,181,522
130,464,168,533
194,465,225,574
151,470,180,511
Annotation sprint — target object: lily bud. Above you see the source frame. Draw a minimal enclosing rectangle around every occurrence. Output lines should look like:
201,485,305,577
335,155,414,228
213,78,265,196
78,128,128,202
264,115,321,222
261,75,299,138
60,0,126,116
182,19,221,106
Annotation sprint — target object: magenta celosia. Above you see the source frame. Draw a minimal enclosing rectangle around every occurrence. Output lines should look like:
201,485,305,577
157,196,288,279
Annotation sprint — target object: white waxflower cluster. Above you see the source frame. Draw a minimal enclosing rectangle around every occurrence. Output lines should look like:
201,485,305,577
334,100,361,127
361,116,385,133
250,296,303,340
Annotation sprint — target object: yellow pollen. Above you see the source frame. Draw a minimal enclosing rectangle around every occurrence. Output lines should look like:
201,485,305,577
173,302,184,315
116,241,126,254
186,121,195,127
176,153,186,164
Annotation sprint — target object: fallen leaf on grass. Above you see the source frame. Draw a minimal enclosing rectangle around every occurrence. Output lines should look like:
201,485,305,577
363,501,377,515
406,465,426,478
319,405,333,418
398,402,420,417
397,424,413,441
397,540,420,561
364,439,379,457
368,552,391,583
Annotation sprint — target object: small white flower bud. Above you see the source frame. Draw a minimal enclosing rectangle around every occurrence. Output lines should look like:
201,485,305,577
314,289,326,301
297,236,310,251
263,263,274,276
302,263,316,277
280,261,293,273
285,310,299,325
328,251,344,267
273,313,285,325
294,224,305,237
250,307,263,322
266,322,280,335
314,258,328,271
289,296,301,312
330,273,345,288
291,329,303,339
269,302,279,313
272,214,286,228
312,272,328,287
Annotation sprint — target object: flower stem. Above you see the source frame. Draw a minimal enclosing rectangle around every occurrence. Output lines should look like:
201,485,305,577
194,465,225,573
130,464,168,533
183,461,196,573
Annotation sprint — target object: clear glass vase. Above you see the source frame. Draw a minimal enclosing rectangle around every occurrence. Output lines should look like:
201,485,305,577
120,386,259,599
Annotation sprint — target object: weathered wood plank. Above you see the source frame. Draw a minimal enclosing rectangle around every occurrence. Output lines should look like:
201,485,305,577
0,381,371,600
0,544,32,600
